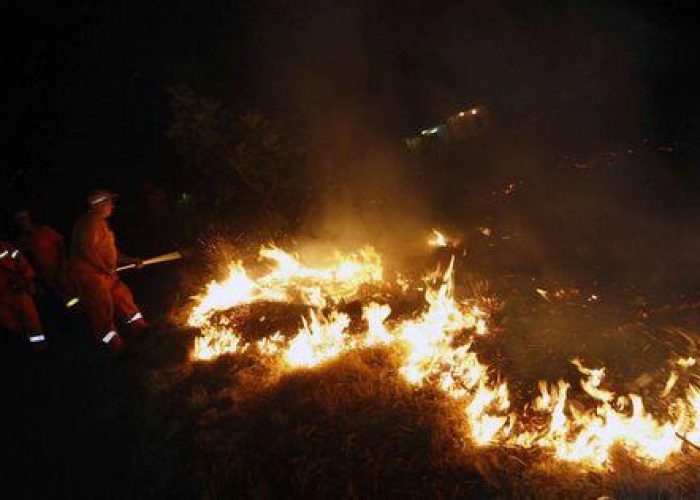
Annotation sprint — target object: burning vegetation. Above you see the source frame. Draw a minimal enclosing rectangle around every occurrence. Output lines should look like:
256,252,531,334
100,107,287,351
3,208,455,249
131,86,700,496
169,230,700,496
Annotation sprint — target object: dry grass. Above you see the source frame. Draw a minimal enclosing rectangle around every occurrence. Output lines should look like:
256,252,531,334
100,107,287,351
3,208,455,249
130,252,700,498
130,326,700,499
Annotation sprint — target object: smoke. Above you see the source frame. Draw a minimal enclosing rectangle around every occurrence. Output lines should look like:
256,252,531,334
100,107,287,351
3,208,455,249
248,0,435,256
242,0,698,290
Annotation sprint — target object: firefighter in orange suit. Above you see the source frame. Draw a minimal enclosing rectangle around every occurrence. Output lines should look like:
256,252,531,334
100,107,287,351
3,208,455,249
69,189,146,352
0,240,46,348
14,210,74,304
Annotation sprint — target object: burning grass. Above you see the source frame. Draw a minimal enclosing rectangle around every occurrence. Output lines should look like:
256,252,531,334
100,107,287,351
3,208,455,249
135,340,700,498
137,236,700,497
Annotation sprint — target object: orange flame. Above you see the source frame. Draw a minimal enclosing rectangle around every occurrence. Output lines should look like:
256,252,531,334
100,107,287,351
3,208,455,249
187,239,700,470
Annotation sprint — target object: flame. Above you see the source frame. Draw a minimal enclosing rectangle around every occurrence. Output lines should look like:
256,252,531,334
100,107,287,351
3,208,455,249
285,311,353,368
187,239,700,470
428,228,450,248
678,385,700,446
189,245,382,358
662,371,679,397
363,303,393,346
677,357,696,368
572,358,615,403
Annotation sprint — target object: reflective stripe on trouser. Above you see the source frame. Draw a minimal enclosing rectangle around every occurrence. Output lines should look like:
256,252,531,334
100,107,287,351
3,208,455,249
28,333,46,343
102,331,118,344
70,265,141,342
0,292,43,337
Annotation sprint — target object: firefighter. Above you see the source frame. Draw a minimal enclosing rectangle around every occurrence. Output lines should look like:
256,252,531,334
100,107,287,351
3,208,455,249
14,210,74,304
69,189,146,352
0,240,46,349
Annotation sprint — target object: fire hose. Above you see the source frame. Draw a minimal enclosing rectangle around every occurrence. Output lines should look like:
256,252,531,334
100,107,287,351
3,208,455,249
65,251,183,308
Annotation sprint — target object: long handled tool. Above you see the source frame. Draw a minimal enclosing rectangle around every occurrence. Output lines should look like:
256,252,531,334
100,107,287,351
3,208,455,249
117,251,183,272
66,251,183,308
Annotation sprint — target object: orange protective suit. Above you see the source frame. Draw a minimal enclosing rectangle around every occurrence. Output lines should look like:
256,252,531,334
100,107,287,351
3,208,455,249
0,241,45,345
70,213,145,346
17,225,73,301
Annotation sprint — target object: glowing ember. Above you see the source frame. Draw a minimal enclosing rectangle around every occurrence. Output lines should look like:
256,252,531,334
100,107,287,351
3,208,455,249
187,238,700,471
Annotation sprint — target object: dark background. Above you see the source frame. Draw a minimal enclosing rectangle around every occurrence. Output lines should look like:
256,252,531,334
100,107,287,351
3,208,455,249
3,1,700,229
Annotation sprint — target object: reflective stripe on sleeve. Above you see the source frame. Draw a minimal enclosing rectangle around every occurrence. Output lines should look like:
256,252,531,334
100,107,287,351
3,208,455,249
127,312,143,324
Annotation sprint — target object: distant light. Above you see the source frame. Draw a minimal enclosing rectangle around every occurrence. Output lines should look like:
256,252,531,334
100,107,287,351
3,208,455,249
421,127,441,136
470,108,478,115
458,111,466,117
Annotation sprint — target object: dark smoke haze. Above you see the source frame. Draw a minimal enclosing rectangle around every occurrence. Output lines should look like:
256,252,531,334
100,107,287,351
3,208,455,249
237,0,698,291
4,1,698,290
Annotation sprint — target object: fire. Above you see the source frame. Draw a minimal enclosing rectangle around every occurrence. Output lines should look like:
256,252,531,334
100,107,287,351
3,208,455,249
428,228,454,248
285,310,353,368
515,367,684,467
187,238,700,471
677,356,696,368
572,358,615,403
363,302,393,346
189,245,381,323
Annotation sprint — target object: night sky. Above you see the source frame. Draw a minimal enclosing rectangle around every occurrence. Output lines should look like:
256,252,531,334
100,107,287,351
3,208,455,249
3,0,699,225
